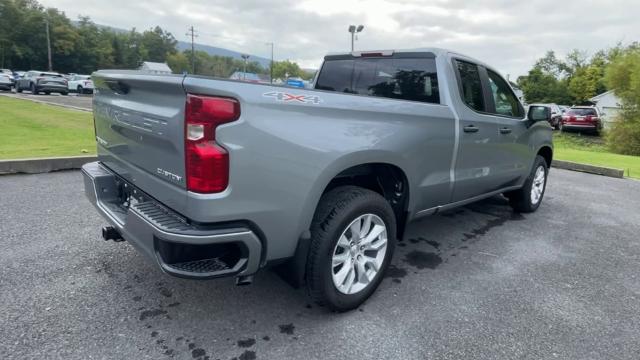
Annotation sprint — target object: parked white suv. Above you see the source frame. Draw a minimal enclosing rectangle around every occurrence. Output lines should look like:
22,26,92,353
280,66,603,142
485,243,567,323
68,75,94,94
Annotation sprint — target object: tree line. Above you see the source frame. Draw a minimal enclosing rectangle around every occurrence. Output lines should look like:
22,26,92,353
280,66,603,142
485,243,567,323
516,43,639,105
518,43,640,155
0,0,313,79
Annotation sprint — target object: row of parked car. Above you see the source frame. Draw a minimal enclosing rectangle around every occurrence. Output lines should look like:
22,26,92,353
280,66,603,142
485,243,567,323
0,69,94,95
529,103,603,135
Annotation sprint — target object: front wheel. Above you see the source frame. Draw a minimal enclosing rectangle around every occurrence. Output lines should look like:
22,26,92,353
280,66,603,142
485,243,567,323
77,86,83,94
306,186,396,312
506,155,548,213
30,83,38,95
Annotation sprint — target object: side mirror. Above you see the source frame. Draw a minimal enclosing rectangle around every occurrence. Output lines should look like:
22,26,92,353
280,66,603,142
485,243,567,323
527,105,551,122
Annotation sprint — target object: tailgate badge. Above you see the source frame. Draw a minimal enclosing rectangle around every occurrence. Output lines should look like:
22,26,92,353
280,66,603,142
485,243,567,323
157,168,183,183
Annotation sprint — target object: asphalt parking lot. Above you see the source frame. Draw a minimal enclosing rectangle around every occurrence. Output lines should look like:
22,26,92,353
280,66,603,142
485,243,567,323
0,91,92,110
1,169,639,360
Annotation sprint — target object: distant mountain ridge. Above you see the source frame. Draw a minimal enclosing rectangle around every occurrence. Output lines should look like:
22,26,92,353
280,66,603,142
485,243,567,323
72,21,273,68
175,42,272,68
71,21,320,71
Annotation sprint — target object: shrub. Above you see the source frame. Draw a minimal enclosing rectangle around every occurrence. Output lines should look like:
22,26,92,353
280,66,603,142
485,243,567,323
606,114,640,156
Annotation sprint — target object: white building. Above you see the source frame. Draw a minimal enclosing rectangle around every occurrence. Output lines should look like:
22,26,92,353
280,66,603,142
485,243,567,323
589,90,622,127
138,62,173,74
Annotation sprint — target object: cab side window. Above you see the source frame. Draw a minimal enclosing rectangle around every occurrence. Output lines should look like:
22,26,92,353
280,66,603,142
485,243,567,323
486,69,524,117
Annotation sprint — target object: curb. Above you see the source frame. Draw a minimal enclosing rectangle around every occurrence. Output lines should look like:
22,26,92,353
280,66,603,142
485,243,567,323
552,160,624,178
0,93,92,112
0,156,97,175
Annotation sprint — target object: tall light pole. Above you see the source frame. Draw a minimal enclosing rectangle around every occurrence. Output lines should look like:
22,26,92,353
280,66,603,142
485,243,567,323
241,54,249,80
348,24,364,52
265,42,274,83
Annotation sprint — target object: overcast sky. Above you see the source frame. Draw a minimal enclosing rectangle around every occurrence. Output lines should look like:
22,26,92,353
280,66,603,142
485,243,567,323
39,0,639,77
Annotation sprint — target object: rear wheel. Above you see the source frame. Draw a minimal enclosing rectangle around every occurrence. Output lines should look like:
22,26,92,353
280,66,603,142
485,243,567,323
61,91,68,96
506,155,548,213
30,83,38,95
306,186,396,312
16,85,22,93
77,86,83,94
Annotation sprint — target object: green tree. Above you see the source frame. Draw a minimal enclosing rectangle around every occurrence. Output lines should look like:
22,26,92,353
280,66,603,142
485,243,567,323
518,67,571,104
140,26,177,62
272,60,305,79
603,49,640,155
166,52,190,74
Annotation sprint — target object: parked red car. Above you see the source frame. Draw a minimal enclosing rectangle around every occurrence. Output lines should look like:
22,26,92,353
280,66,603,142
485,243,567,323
561,106,603,135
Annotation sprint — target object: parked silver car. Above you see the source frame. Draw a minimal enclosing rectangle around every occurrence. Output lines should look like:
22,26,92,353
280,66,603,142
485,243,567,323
0,73,13,91
15,70,68,95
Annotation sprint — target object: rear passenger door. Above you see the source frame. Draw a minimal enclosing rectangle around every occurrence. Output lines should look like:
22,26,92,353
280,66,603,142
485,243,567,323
450,59,505,202
481,69,530,187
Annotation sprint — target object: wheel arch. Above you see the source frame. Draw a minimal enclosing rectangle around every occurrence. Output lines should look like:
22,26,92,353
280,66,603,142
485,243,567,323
277,151,413,288
537,145,553,168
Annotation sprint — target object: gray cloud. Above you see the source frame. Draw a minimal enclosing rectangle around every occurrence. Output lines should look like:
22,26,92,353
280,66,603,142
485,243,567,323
40,0,640,76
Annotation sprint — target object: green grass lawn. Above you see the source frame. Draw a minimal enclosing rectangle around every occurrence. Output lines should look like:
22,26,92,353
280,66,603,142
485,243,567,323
553,132,640,179
0,96,96,159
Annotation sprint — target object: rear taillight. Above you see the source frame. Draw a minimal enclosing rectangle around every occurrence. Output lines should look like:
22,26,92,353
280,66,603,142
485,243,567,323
185,94,240,193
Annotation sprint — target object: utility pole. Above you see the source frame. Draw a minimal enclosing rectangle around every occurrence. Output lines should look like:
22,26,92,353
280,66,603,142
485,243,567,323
45,17,52,71
241,54,249,80
265,42,274,84
186,26,198,74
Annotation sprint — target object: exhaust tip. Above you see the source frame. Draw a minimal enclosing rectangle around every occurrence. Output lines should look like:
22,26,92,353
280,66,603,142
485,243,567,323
102,226,124,242
235,275,254,286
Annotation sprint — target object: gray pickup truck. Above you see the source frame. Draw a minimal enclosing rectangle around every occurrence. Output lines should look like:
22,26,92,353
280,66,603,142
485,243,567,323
83,48,553,311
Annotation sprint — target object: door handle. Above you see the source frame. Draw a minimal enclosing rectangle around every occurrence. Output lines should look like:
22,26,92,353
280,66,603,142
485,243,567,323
499,127,512,134
463,125,479,133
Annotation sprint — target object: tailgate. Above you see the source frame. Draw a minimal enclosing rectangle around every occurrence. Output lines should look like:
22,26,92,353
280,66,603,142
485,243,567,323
92,71,188,213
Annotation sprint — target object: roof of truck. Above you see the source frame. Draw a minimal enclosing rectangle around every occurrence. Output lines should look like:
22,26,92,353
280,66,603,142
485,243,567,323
323,47,495,73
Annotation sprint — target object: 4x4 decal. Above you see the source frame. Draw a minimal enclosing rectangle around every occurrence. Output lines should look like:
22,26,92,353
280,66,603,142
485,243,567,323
263,91,322,104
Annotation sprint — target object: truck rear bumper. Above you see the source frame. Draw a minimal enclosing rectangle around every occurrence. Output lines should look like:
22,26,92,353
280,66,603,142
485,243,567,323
81,161,262,280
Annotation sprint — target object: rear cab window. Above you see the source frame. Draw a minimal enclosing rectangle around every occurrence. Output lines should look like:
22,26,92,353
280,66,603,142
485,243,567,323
315,55,440,104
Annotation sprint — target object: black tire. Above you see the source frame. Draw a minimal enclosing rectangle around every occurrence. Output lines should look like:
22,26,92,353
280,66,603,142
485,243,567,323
506,155,548,213
77,86,83,94
306,186,396,312
44,91,51,95
61,91,68,96
16,86,22,93
30,83,38,95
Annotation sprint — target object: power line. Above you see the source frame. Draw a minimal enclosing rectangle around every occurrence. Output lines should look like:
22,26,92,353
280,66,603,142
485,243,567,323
186,26,198,74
